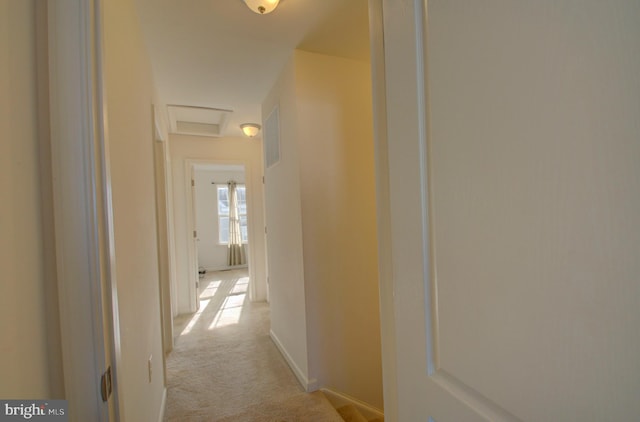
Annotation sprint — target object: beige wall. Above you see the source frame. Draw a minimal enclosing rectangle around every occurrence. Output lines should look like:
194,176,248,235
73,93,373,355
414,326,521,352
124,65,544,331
262,50,383,407
262,56,311,387
169,134,267,313
0,0,63,399
103,0,166,419
295,51,382,408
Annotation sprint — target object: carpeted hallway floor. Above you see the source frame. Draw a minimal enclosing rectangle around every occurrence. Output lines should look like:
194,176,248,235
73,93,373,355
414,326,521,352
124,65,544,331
163,269,343,422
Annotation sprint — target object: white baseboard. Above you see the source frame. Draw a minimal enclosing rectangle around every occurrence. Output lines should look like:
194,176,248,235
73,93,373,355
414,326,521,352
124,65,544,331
202,265,248,272
157,387,167,422
320,388,384,420
269,329,318,392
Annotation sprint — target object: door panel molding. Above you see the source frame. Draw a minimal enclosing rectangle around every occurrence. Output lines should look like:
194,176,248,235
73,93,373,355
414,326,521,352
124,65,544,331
381,0,527,420
383,0,640,420
429,372,521,422
419,0,517,418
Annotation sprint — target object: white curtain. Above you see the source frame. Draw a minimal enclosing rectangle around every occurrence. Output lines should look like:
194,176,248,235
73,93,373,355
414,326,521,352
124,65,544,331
227,181,246,266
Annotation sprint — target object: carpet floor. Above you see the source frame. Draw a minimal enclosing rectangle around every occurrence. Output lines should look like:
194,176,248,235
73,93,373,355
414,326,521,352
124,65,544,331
163,269,341,421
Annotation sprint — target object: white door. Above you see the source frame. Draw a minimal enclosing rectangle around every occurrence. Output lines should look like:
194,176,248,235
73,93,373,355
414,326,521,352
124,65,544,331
378,1,640,421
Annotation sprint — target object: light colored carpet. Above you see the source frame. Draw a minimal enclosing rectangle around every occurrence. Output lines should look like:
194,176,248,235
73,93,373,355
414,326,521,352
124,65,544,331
336,405,369,422
217,391,343,422
163,269,342,421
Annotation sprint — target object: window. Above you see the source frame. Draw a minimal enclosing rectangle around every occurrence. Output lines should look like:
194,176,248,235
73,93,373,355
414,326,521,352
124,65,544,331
217,185,248,244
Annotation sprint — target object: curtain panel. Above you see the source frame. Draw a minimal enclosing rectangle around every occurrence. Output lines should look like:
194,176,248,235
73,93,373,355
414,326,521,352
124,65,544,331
227,181,247,266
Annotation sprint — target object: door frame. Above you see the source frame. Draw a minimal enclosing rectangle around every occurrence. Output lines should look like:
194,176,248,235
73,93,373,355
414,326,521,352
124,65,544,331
184,158,262,310
153,135,175,358
185,162,200,312
367,1,399,420
47,0,121,419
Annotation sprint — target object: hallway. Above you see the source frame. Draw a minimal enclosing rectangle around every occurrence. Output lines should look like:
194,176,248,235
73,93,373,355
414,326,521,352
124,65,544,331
164,269,313,421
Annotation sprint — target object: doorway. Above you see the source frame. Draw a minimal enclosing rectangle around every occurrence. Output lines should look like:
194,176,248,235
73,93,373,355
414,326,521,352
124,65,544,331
183,158,267,315
192,163,249,282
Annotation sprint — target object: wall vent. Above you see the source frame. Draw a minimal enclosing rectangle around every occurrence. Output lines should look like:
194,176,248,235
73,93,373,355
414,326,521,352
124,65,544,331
264,106,280,168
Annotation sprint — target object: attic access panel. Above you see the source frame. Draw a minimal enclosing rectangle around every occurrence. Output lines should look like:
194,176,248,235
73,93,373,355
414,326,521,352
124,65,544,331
167,104,233,137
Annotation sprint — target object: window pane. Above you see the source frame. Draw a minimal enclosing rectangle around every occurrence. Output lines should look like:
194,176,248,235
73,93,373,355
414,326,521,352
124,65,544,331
237,186,247,215
219,216,229,243
240,215,248,242
217,186,229,215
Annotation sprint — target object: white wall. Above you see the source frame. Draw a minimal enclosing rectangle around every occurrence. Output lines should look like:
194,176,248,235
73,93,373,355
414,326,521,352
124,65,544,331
170,135,267,314
103,0,166,419
262,51,383,407
0,0,62,398
194,168,246,271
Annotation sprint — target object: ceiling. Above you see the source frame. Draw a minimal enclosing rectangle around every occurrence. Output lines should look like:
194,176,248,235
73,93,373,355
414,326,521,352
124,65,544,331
133,0,370,138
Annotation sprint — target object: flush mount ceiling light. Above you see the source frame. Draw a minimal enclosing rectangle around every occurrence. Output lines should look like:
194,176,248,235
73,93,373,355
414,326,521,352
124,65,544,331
242,0,280,14
240,123,261,137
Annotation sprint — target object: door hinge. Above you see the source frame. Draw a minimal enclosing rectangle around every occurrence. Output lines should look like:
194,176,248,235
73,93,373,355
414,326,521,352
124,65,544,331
262,176,265,184
264,226,267,234
193,230,197,238
191,179,195,187
101,366,112,402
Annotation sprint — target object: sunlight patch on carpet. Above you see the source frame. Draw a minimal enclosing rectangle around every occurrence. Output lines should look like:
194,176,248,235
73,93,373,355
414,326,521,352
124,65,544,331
200,280,221,299
209,293,246,329
180,299,210,335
